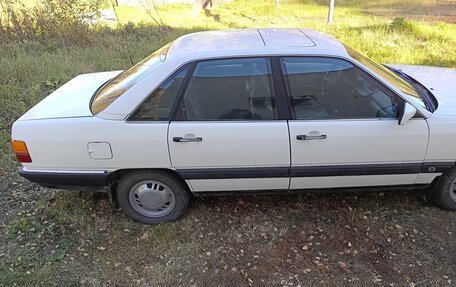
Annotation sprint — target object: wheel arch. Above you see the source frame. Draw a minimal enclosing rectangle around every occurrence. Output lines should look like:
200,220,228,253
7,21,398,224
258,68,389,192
106,168,192,208
108,168,190,190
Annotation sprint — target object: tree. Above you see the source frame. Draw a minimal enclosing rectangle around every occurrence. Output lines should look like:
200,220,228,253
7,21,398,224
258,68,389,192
202,0,213,9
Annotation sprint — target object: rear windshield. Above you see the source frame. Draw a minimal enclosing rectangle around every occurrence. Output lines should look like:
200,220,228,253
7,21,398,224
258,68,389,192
90,43,170,114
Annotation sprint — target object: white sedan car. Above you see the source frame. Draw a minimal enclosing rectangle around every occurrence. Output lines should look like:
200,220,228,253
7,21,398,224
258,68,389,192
11,28,456,223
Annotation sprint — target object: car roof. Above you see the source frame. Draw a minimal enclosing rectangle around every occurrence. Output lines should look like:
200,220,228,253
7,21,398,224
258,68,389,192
166,28,349,60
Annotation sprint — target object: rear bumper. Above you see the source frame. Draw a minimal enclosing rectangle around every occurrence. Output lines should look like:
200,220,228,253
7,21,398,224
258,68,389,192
19,167,110,188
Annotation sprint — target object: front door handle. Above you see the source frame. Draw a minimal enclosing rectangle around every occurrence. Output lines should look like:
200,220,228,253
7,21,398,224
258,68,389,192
296,134,327,140
173,137,203,142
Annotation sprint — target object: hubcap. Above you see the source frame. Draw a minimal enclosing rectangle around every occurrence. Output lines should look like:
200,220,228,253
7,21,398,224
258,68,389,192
128,181,175,217
451,179,456,202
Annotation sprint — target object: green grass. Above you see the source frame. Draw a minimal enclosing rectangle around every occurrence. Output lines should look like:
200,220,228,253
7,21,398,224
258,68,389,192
1,202,78,286
0,2,455,284
2,184,456,286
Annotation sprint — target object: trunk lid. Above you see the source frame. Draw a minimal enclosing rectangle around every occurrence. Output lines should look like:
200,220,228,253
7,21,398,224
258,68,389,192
18,71,122,121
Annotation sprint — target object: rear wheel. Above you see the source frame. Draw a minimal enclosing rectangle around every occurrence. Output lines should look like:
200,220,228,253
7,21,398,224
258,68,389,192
432,167,456,211
117,171,189,224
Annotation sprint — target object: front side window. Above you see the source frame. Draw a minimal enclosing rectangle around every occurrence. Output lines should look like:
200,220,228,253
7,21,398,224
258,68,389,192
281,57,400,120
91,43,171,115
345,46,424,104
129,65,190,121
178,58,277,121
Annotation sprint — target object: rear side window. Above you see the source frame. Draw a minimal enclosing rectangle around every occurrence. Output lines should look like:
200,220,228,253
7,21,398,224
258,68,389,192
129,65,190,121
281,57,399,120
177,58,277,120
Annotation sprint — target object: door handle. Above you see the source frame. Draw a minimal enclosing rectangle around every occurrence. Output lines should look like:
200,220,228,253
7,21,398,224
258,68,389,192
296,134,327,140
173,137,203,142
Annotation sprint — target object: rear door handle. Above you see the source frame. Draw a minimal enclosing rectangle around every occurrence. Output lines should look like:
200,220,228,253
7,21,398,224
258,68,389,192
296,134,327,140
173,137,203,142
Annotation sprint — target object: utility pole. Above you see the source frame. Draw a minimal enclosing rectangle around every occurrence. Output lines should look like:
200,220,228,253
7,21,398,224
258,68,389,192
327,0,335,25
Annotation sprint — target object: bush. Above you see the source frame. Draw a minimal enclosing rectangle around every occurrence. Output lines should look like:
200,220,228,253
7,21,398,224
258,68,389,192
0,0,102,45
389,17,418,33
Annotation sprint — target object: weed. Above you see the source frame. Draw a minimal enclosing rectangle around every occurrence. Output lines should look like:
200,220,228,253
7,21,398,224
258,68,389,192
389,17,418,32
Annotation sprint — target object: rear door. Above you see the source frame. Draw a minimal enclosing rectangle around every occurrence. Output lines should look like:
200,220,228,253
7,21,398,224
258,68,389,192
280,57,429,189
168,57,290,192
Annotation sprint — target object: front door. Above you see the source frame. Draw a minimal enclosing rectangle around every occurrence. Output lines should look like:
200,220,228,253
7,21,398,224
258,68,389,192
168,57,290,192
280,57,429,189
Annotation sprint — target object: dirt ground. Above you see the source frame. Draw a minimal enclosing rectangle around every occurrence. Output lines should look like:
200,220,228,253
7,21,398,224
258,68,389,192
1,171,456,286
361,1,456,23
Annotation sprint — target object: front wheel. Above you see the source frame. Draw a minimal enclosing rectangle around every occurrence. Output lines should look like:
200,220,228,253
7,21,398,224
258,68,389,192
117,171,189,224
432,167,456,211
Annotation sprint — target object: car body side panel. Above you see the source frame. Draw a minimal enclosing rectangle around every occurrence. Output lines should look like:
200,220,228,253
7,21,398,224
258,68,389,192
289,118,430,188
289,119,429,165
168,121,291,191
188,178,289,192
168,121,290,168
292,174,419,189
12,117,171,171
414,114,456,183
423,115,456,161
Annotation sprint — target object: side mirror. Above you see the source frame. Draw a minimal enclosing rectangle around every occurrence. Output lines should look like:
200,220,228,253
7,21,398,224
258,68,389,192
399,102,417,125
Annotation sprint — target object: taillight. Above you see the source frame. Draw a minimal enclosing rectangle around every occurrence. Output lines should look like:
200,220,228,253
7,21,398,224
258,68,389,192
11,140,32,163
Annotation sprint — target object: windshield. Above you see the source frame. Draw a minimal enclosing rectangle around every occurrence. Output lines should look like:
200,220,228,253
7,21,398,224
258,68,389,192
344,46,425,107
90,43,171,114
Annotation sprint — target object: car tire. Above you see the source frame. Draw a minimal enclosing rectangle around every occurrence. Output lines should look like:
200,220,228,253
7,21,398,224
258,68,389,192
117,171,189,224
432,167,456,211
